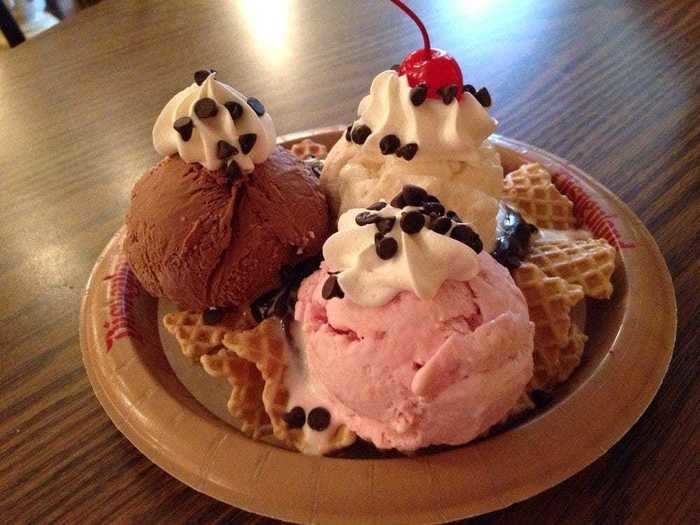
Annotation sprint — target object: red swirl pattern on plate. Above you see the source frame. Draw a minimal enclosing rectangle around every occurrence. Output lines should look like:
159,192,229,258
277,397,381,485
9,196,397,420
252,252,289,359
102,256,143,350
552,172,635,249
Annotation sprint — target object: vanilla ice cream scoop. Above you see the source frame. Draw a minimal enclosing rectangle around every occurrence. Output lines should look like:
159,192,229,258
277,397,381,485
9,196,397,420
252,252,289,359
321,69,503,250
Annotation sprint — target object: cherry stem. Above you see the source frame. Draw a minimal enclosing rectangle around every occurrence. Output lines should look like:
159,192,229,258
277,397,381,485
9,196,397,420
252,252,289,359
390,0,431,54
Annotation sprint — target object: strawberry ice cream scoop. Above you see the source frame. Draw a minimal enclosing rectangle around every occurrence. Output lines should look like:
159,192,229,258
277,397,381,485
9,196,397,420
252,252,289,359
294,252,534,451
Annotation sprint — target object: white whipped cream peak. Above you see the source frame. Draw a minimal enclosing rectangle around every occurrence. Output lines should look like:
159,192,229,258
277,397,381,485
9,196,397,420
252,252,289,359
323,199,481,307
152,72,276,172
352,70,497,164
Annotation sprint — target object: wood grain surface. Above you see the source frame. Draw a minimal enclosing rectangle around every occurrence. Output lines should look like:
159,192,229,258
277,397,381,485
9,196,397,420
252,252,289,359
0,0,697,523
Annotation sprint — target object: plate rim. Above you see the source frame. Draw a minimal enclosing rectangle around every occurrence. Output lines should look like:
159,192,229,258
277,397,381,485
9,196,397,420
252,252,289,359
80,128,677,524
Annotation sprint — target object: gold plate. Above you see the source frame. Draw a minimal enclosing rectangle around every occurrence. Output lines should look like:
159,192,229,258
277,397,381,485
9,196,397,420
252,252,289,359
80,128,676,524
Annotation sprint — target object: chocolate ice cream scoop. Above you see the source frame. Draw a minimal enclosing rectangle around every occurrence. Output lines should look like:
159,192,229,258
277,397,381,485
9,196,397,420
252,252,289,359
125,146,330,311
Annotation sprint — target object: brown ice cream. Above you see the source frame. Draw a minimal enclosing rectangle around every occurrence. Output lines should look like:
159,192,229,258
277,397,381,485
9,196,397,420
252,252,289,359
125,146,329,311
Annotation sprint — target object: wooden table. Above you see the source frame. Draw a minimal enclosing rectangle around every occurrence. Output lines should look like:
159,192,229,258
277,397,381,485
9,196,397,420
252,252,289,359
1,0,697,523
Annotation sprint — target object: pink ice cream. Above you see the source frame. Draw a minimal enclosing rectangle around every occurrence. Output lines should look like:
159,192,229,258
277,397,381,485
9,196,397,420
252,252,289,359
294,252,534,451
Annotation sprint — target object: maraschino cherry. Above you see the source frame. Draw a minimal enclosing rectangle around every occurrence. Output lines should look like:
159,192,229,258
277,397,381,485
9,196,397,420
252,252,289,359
391,0,464,104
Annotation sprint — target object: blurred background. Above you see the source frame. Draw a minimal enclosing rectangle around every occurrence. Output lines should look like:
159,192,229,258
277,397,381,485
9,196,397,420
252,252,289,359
0,0,99,48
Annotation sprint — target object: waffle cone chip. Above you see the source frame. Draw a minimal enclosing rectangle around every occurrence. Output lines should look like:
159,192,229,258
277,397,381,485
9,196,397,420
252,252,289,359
222,319,289,438
513,262,585,349
527,239,616,299
201,349,271,438
504,163,577,230
163,309,270,437
162,309,255,361
502,323,588,421
290,138,328,160
513,257,594,392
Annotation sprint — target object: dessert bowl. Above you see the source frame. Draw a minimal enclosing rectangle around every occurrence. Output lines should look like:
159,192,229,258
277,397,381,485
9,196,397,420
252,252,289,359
80,126,675,524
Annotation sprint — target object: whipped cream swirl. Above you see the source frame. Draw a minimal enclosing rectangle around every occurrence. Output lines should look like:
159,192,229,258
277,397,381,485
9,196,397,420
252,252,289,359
153,72,276,172
323,192,481,307
352,70,497,164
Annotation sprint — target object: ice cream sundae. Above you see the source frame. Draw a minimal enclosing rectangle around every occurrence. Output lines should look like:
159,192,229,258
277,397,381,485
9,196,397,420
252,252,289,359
119,0,617,456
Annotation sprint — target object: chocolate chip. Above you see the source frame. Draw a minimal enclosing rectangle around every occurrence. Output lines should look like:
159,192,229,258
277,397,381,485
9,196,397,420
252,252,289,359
247,97,265,116
390,63,400,71
396,143,418,161
423,194,440,203
239,133,257,154
375,232,384,243
355,211,379,226
351,124,372,145
400,211,425,234
345,124,353,141
216,140,238,159
224,101,243,120
390,193,406,208
379,134,401,155
437,84,458,104
225,160,242,185
402,184,428,206
430,216,452,235
410,84,428,106
375,217,396,234
202,307,224,325
194,98,218,119
283,406,306,429
446,210,462,222
375,236,398,260
173,116,194,141
194,69,215,86
307,407,331,431
463,84,477,96
422,202,445,216
322,275,345,300
367,201,387,211
476,87,492,107
450,224,483,253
